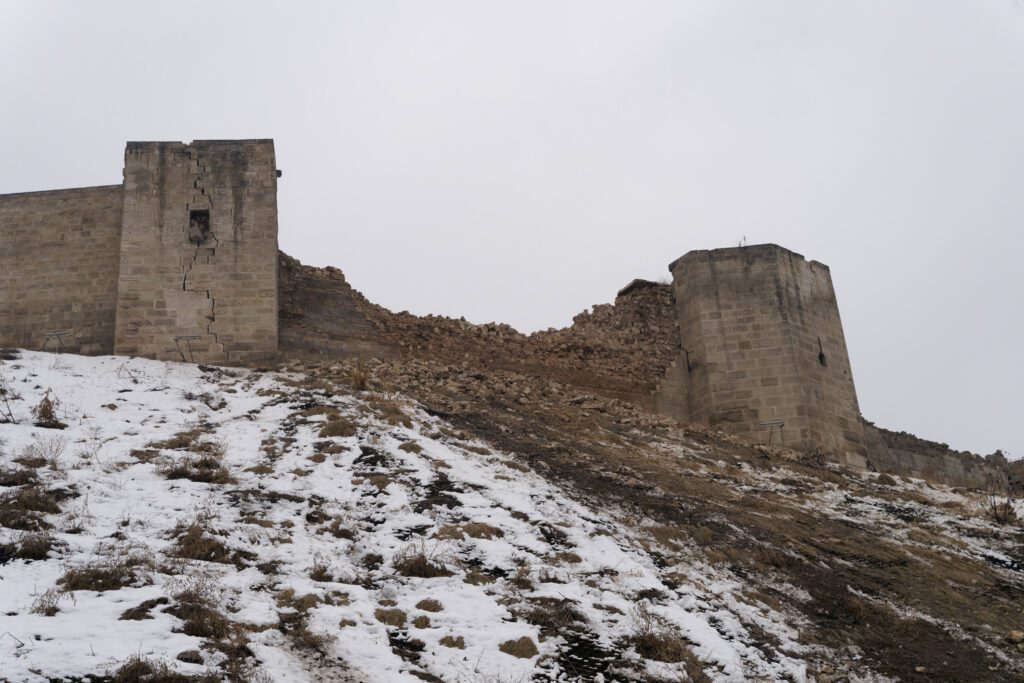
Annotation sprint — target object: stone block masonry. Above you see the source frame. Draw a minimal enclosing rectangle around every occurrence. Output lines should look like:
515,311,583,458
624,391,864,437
0,185,124,354
2,143,982,481
0,140,279,364
114,140,279,363
655,244,867,465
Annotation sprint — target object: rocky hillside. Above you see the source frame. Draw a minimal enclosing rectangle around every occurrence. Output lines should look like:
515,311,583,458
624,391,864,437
1,350,1023,682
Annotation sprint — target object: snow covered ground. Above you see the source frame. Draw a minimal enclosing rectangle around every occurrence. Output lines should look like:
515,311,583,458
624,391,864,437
0,351,813,682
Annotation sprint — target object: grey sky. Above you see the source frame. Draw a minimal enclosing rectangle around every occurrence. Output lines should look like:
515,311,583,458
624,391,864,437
2,1,1021,458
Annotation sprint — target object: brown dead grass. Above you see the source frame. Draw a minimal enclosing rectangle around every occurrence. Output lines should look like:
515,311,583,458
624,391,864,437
0,491,58,531
109,654,220,682
166,585,231,639
416,598,443,612
60,553,153,593
374,607,407,627
499,636,538,659
319,418,357,438
0,467,38,487
5,530,55,560
160,456,231,484
440,635,465,649
432,525,464,540
463,522,504,540
171,520,252,567
393,543,454,578
149,428,204,451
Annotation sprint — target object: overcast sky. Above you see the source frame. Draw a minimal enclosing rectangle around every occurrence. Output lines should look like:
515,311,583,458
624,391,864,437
2,1,1021,458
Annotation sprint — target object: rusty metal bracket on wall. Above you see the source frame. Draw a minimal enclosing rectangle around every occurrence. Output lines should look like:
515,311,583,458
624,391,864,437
41,330,72,353
760,419,785,446
174,335,202,363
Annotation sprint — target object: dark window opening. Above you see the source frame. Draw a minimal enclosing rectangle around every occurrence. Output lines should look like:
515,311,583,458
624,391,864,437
817,337,827,367
188,209,211,244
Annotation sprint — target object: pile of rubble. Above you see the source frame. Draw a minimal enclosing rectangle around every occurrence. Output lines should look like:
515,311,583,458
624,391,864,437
350,275,680,398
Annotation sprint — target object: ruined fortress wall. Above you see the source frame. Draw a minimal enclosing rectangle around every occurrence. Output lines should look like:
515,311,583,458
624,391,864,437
0,185,123,354
114,140,278,363
656,245,866,463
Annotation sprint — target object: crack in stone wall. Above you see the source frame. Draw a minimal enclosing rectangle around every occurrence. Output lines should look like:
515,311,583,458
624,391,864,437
180,149,222,355
114,139,278,363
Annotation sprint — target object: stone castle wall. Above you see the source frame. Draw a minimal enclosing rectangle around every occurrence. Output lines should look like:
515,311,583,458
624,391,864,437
0,185,124,354
113,140,279,364
0,146,1000,488
655,244,866,464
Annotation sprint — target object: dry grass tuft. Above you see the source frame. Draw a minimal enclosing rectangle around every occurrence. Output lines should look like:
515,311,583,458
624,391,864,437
985,472,1018,526
552,551,582,564
463,522,504,540
464,569,496,586
319,418,357,438
393,542,454,578
322,516,357,540
628,602,699,667
508,565,534,591
5,530,56,560
498,636,539,659
412,615,431,628
160,455,232,484
520,596,587,634
31,587,67,616
0,467,38,487
149,427,205,451
128,449,161,463
309,554,335,582
119,597,170,621
349,364,372,391
109,654,220,682
0,484,65,530
374,607,408,627
60,552,153,593
415,598,443,612
166,579,231,639
276,589,335,654
440,634,465,649
170,517,252,567
32,391,67,429
432,525,464,540
398,441,423,454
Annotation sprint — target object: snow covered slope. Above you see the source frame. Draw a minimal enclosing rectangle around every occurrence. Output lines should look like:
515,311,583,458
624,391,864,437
0,351,809,682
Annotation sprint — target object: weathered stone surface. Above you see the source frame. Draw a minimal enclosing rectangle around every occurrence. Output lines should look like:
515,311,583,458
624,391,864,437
1,140,278,365
655,244,866,466
114,140,279,363
0,185,123,354
0,146,1007,490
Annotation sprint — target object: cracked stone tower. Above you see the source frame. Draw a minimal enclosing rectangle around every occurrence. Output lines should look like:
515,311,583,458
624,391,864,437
654,244,867,465
113,140,279,363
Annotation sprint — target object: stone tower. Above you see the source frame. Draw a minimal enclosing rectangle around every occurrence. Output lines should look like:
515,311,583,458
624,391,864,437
655,244,866,465
113,140,279,363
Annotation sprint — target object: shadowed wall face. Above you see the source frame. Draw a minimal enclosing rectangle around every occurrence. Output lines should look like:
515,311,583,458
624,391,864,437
657,244,866,463
114,140,279,363
0,185,123,354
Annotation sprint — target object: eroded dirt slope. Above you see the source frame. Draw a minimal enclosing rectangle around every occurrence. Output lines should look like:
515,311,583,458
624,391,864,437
296,357,1024,682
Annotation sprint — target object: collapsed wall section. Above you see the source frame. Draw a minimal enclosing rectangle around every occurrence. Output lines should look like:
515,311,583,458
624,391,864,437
114,140,279,363
656,244,866,464
0,185,123,354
